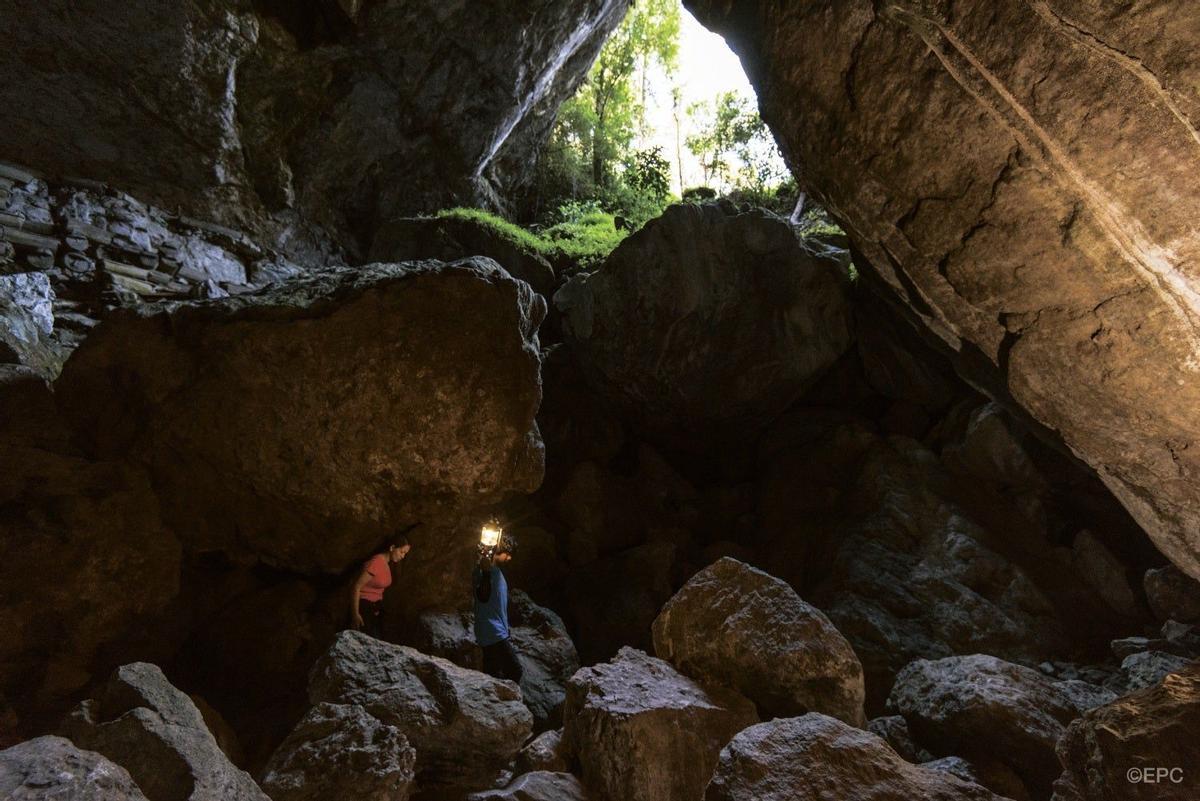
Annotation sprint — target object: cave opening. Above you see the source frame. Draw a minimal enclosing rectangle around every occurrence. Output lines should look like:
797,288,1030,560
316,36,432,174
1,1,1197,800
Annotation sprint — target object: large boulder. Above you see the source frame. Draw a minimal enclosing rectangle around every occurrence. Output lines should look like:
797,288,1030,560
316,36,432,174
1,1,629,254
705,714,1006,801
260,703,416,801
652,557,866,726
685,0,1200,583
1053,662,1199,801
55,259,545,584
61,662,270,801
369,216,556,295
467,771,588,801
307,631,532,792
555,203,851,446
887,654,1080,795
562,647,757,801
0,736,149,801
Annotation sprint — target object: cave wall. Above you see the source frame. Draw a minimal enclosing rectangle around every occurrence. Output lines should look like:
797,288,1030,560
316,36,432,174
685,0,1200,581
0,0,630,259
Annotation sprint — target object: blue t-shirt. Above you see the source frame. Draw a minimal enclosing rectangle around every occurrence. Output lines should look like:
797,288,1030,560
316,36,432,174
473,565,510,647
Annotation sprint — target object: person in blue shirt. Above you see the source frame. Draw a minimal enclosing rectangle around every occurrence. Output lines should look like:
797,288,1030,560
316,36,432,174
473,534,523,683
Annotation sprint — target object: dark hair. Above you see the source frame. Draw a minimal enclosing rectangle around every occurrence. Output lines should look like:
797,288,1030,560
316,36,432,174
495,533,518,556
389,536,411,551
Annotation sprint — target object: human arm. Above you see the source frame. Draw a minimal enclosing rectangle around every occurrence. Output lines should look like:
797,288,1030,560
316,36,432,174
350,567,371,628
474,559,493,603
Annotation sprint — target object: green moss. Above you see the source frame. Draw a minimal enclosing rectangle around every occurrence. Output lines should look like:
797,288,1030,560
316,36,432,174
435,207,549,256
436,206,627,271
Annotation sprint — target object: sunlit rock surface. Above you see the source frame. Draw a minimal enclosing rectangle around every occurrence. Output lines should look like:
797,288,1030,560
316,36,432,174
685,0,1200,582
1053,662,1200,801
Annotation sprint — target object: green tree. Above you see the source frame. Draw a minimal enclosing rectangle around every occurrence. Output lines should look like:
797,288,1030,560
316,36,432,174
557,0,680,188
685,90,787,194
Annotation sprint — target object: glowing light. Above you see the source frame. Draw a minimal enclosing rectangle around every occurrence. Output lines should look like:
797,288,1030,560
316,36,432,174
480,522,502,549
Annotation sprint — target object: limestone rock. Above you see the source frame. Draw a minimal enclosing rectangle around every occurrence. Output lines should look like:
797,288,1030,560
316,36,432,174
1120,651,1193,692
515,730,566,775
307,631,532,791
1053,662,1199,801
369,216,555,295
705,714,1006,801
684,0,1200,583
562,647,757,801
652,557,866,726
0,736,149,801
556,203,851,446
61,662,270,801
1050,681,1117,716
1145,565,1200,624
0,272,62,378
805,433,1067,706
260,703,416,801
887,654,1080,795
509,591,581,731
56,259,545,581
467,771,588,801
1071,530,1141,620
2,1,629,253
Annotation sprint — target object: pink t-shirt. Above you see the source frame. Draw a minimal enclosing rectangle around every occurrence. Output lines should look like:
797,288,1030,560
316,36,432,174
359,554,392,602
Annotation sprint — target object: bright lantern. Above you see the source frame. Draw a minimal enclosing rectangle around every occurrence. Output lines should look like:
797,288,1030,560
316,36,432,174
480,523,502,549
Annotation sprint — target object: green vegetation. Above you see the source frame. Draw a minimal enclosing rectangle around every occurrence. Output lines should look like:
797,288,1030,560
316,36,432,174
436,206,627,271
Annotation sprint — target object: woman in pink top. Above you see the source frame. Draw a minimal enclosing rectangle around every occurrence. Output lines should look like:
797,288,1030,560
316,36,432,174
350,536,411,639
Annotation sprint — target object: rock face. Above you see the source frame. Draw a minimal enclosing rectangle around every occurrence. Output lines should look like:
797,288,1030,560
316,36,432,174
61,663,270,801
685,0,1200,582
0,736,149,801
56,258,545,581
1053,662,1199,801
0,453,179,708
0,272,61,378
556,203,851,446
370,216,556,295
1,1,630,253
887,654,1080,795
652,557,866,726
307,631,532,792
260,703,416,801
705,714,1005,801
800,427,1069,706
562,647,757,801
